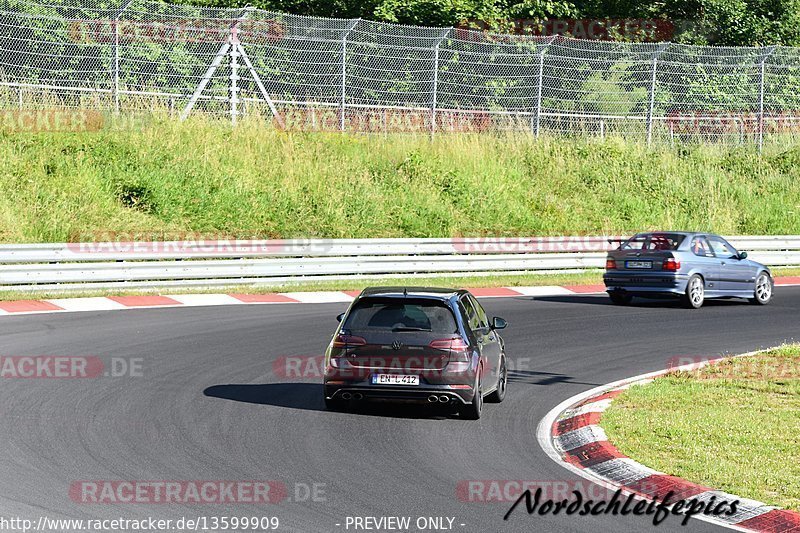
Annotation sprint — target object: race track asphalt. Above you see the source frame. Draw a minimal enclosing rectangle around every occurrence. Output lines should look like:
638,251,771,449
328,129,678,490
1,287,799,533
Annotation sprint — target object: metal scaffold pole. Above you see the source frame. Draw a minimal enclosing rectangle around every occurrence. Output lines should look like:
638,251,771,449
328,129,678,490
430,27,451,136
533,36,557,138
646,42,670,147
112,0,134,114
339,19,359,132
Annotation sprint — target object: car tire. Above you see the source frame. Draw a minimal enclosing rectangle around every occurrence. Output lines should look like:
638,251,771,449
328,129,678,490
750,272,773,305
486,357,507,403
324,396,347,411
682,274,705,309
609,292,633,305
460,368,483,420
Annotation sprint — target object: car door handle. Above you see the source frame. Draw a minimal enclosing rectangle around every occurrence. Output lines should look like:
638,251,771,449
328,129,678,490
721,261,726,265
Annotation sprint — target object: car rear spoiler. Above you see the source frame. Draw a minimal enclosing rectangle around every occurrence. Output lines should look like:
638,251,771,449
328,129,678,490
607,238,627,244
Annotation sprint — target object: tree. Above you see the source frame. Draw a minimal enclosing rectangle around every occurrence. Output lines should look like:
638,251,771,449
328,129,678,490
169,0,800,46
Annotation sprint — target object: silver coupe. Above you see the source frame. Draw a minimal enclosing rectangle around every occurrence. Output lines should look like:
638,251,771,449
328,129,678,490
603,232,773,309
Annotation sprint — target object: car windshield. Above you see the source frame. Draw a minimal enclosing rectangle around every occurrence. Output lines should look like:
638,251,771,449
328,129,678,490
621,233,685,251
343,298,458,333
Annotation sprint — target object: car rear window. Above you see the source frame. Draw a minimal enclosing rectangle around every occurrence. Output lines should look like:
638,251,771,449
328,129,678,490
343,298,458,333
621,233,685,251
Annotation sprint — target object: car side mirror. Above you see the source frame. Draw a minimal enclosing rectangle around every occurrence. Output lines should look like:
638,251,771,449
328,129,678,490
738,251,748,260
491,317,507,330
336,313,345,322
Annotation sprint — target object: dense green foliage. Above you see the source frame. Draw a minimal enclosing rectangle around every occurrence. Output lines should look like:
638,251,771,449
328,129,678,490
180,0,800,46
2,114,800,243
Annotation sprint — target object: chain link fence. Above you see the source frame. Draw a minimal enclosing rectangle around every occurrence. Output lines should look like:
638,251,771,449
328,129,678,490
2,0,800,146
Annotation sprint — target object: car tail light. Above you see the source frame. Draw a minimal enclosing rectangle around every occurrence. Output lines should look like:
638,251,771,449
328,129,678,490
429,338,469,350
431,337,470,365
605,258,616,270
332,334,367,348
663,258,681,271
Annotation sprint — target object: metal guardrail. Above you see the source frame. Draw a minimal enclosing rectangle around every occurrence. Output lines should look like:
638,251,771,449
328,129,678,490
1,236,799,292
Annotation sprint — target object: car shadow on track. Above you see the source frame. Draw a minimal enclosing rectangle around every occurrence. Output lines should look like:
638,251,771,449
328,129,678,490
507,370,599,387
533,295,750,308
203,383,459,420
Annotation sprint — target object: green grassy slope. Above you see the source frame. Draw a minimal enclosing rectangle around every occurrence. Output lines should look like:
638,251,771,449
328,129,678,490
2,115,800,243
601,345,800,511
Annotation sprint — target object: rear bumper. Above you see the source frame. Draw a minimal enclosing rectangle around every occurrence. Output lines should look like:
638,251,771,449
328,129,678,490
603,272,689,296
324,382,473,404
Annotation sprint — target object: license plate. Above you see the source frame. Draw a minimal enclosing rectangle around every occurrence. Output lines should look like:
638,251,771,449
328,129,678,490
626,260,652,269
372,374,419,386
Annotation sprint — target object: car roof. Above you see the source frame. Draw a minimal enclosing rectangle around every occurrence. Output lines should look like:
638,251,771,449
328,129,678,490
633,231,695,237
631,231,720,239
358,286,464,300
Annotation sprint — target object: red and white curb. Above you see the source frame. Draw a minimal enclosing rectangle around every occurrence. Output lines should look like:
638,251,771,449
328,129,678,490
0,284,606,317
0,276,798,317
537,350,800,532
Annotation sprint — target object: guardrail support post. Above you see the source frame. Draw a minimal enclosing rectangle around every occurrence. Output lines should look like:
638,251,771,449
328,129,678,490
758,45,777,154
646,42,670,147
340,19,359,132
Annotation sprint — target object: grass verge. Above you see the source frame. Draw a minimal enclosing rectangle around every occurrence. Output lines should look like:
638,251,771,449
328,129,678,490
601,344,800,511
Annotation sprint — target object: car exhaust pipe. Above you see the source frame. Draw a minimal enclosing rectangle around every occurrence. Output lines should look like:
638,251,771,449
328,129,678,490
341,392,352,400
352,393,363,401
427,395,439,403
439,395,449,403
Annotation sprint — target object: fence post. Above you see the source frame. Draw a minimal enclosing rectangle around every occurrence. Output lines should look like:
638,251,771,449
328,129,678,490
340,19,359,132
112,0,134,115
758,45,777,153
646,42,670,147
533,36,556,138
430,28,451,136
